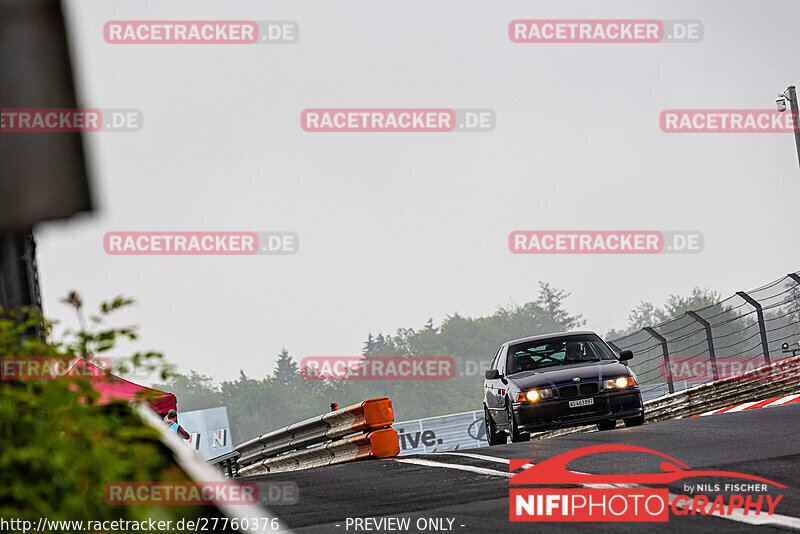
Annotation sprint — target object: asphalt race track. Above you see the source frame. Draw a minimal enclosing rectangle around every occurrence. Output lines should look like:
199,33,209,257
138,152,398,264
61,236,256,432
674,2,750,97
254,404,800,533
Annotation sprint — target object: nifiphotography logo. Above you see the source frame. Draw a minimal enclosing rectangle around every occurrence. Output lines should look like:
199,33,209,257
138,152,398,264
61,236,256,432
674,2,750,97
509,445,785,522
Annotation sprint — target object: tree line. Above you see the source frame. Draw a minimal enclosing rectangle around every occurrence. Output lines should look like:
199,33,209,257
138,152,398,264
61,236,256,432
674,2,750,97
155,283,722,445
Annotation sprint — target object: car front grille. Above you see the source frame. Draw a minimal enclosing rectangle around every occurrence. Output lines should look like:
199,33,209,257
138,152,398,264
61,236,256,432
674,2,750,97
558,382,599,398
559,385,579,398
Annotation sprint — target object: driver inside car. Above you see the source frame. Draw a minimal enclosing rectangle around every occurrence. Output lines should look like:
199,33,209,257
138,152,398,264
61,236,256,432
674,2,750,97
564,342,586,361
513,354,534,372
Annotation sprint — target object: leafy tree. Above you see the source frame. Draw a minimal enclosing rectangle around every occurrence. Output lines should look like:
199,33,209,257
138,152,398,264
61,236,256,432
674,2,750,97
607,287,721,339
362,333,376,355
1,296,212,523
662,288,720,318
628,301,662,331
152,371,222,412
273,347,298,386
789,283,800,323
373,333,388,352
536,282,585,330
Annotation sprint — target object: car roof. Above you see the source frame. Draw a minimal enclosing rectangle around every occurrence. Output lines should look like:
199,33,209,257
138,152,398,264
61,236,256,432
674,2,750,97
504,330,599,347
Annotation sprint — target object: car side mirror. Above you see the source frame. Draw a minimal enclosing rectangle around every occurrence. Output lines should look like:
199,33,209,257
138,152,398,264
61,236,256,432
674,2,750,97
619,350,633,361
485,369,500,380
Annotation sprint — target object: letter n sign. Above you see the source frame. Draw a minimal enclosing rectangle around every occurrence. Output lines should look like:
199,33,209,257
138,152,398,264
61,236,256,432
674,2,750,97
212,428,227,448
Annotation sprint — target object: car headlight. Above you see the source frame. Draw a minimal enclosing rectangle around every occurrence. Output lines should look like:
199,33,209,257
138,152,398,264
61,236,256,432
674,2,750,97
516,388,553,402
604,376,636,389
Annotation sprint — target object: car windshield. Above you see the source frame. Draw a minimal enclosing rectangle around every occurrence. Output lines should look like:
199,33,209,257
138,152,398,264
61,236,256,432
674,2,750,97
506,335,617,375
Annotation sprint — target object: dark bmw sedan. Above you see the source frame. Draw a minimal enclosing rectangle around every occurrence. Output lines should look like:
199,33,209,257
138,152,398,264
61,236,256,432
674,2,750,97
483,331,644,444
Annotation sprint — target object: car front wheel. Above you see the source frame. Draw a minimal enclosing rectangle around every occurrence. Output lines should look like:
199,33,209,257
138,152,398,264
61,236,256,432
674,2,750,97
596,419,617,431
624,413,645,427
507,403,530,443
485,407,507,446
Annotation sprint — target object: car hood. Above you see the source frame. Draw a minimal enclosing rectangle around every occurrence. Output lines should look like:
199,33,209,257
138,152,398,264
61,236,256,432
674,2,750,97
507,360,631,390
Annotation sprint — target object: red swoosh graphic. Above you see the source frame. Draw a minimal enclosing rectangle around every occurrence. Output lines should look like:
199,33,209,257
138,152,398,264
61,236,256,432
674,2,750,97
510,444,785,488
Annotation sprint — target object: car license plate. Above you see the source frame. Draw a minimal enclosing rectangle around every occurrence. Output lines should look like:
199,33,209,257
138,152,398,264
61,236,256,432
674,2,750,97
569,398,594,408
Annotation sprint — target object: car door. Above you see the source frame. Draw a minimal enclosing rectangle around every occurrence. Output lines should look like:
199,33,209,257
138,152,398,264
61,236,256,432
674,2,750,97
494,345,510,427
485,346,503,422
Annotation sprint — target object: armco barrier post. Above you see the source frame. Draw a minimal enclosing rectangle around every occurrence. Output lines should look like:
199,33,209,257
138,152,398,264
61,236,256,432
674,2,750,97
736,291,771,365
644,326,673,394
207,450,241,478
788,274,800,323
686,310,718,381
786,86,800,169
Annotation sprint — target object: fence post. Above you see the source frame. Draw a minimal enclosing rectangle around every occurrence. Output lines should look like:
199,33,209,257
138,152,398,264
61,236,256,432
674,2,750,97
686,311,718,381
736,291,770,365
643,326,673,394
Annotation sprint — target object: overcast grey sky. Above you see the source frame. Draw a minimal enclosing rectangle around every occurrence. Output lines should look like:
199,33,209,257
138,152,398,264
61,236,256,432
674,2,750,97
36,0,800,383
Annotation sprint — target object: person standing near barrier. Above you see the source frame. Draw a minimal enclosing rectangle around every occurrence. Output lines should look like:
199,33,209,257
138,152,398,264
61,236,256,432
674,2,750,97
164,409,190,439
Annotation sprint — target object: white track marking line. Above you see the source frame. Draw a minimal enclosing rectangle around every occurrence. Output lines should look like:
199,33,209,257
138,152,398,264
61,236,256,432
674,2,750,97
431,452,535,471
432,452,512,465
766,393,800,406
394,458,800,529
395,458,512,478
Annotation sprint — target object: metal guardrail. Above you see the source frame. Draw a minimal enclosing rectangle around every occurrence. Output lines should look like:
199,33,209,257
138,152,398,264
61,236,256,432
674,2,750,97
609,271,800,397
230,397,399,477
529,354,800,441
643,354,800,422
238,428,399,477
